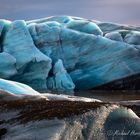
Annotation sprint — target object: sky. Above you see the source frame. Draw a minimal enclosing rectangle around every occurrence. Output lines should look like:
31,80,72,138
0,0,140,26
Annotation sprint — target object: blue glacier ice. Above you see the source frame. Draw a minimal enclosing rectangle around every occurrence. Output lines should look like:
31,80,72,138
0,16,140,92
47,59,75,92
0,52,17,79
0,78,39,95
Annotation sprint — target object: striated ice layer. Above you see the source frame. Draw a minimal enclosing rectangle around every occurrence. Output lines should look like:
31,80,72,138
0,16,140,92
0,78,39,95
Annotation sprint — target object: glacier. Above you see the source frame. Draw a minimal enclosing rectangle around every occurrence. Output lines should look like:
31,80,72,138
0,16,140,92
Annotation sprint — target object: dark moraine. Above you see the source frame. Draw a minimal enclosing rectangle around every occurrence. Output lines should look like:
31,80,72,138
0,91,140,140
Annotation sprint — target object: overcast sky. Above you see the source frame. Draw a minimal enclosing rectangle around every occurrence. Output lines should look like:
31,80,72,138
0,0,140,26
